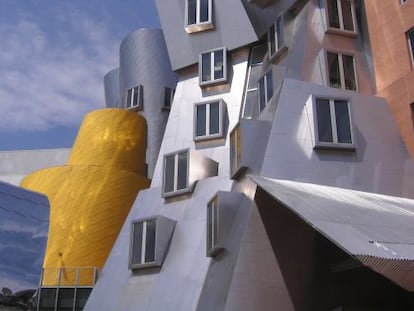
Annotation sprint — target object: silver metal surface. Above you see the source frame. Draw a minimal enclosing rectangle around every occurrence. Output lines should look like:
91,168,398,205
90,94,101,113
103,68,120,108
0,182,49,291
250,175,414,291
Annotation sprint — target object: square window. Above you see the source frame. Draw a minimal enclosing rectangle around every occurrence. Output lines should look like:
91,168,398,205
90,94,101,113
207,195,222,257
326,0,357,34
268,15,285,60
194,100,225,141
163,87,175,110
130,218,157,268
163,150,189,197
258,70,273,113
314,97,355,150
327,52,357,91
126,85,143,110
199,47,228,87
407,29,414,67
185,0,214,33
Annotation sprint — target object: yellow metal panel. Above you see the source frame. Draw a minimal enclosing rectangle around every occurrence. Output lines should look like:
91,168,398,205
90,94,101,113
20,109,150,286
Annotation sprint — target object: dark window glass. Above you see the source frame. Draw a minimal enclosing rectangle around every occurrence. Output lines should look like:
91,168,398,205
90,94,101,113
164,88,173,109
408,30,414,61
196,104,207,137
209,102,220,135
214,50,224,80
145,219,156,263
250,43,267,65
327,52,341,88
243,91,257,119
132,222,143,264
258,77,266,112
342,54,356,90
269,23,276,56
341,0,354,31
187,0,197,25
207,197,218,251
334,100,352,143
127,88,132,108
202,53,211,82
266,71,273,102
177,151,188,190
327,0,340,28
230,126,242,176
316,98,333,142
276,17,284,50
200,0,209,22
133,87,139,107
75,288,92,311
248,65,261,89
164,155,175,193
38,288,57,310
57,288,75,311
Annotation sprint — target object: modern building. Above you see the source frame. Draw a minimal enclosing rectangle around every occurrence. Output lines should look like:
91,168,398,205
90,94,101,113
13,0,414,310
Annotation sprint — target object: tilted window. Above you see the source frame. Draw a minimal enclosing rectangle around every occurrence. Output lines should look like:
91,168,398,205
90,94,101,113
326,0,357,34
314,98,355,150
268,15,285,60
163,150,189,197
163,87,175,110
129,216,176,270
185,0,213,33
126,85,143,110
194,100,225,141
207,195,222,257
199,47,228,87
407,28,414,67
258,70,274,113
327,52,357,91
230,124,243,178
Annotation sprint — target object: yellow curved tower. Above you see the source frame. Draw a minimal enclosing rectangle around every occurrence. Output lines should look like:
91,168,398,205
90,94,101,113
21,109,150,286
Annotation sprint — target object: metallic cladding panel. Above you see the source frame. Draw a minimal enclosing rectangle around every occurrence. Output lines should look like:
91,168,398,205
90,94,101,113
21,109,150,286
250,175,414,291
119,29,177,177
0,182,49,291
155,0,259,70
104,68,120,108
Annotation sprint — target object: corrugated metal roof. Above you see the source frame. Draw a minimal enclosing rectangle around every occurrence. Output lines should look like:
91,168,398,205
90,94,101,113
250,175,414,291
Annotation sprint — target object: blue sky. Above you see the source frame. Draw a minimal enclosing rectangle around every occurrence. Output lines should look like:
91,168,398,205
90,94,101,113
0,0,160,150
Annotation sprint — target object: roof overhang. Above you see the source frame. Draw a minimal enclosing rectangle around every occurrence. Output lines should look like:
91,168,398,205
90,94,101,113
249,175,414,291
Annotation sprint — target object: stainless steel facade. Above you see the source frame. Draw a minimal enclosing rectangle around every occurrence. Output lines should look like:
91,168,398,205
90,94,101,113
103,68,120,108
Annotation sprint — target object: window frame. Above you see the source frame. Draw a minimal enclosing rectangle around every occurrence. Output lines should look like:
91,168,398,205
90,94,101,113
326,51,358,91
206,195,223,257
193,99,225,141
126,85,143,111
267,15,286,61
129,217,158,269
162,149,191,198
199,47,228,87
326,0,357,36
163,87,175,111
258,70,274,113
313,97,356,150
185,0,214,33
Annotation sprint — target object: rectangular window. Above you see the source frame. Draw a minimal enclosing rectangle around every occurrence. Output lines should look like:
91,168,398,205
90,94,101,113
407,29,414,67
194,100,225,141
230,124,244,178
314,98,354,149
163,87,175,110
327,0,356,33
185,0,213,33
258,70,273,113
268,15,285,59
207,195,221,257
126,85,143,110
130,219,157,268
163,150,189,196
199,47,227,87
327,52,357,91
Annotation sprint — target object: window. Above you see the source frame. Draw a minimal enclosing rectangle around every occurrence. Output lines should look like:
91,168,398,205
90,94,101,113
130,218,157,268
163,87,175,110
326,0,356,33
327,52,357,91
407,29,414,66
163,150,189,197
126,85,143,110
314,98,355,149
199,47,227,87
258,70,273,113
230,124,244,178
194,100,225,141
207,195,222,257
185,0,213,33
401,0,408,4
268,15,285,59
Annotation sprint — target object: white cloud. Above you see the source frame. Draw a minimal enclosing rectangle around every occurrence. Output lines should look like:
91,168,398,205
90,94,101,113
0,11,118,131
